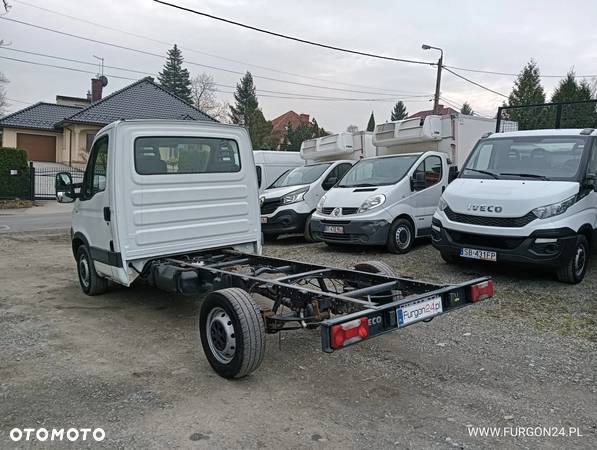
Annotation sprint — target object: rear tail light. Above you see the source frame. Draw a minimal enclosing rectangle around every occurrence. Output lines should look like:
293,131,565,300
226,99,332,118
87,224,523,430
330,317,369,349
470,280,494,302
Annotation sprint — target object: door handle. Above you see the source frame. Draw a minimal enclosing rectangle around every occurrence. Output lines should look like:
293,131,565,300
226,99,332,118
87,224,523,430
103,207,111,222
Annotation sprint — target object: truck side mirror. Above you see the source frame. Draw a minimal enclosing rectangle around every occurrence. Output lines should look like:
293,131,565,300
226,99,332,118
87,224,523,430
55,172,75,203
585,173,597,191
410,172,427,191
322,177,338,190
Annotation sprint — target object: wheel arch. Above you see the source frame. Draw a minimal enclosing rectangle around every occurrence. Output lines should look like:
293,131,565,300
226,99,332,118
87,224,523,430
71,232,90,259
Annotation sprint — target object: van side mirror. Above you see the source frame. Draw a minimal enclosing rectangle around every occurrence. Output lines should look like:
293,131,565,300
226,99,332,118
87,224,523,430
410,172,427,191
585,173,597,191
55,172,75,203
322,177,338,190
448,166,459,183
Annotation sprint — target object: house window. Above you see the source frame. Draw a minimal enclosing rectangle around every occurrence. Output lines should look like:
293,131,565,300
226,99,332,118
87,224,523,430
86,133,97,152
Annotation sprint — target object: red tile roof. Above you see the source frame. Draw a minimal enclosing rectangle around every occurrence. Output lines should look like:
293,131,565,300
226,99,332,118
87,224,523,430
271,111,310,132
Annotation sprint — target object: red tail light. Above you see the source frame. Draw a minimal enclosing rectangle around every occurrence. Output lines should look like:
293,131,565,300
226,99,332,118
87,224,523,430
470,280,494,302
330,317,369,349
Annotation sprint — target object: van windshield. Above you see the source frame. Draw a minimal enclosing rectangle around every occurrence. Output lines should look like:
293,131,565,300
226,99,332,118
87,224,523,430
269,163,331,188
462,136,590,181
338,154,419,187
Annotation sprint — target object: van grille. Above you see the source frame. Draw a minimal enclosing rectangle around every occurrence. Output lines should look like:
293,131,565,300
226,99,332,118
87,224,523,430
444,207,536,228
322,207,359,216
446,229,525,250
261,198,281,215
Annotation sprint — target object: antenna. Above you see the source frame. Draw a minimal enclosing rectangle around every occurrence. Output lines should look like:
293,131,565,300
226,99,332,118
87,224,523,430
92,55,104,76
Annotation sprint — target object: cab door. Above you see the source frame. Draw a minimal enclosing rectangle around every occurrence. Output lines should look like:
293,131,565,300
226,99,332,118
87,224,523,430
411,155,445,235
73,133,116,277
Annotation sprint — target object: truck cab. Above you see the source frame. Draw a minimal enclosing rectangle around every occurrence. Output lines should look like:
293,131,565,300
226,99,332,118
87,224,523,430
55,120,261,292
432,128,597,283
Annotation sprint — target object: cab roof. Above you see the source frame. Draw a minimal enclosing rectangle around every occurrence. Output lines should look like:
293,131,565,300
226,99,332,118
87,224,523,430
492,128,597,139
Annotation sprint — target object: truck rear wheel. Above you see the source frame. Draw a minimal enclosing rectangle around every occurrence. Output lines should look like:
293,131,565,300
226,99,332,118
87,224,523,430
76,245,108,296
387,218,415,254
556,235,589,284
199,288,265,379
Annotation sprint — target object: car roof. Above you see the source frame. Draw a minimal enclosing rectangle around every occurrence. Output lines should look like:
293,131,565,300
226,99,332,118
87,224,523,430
492,128,597,138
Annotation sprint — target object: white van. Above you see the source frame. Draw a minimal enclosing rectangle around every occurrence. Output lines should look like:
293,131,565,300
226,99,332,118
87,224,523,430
259,132,374,241
253,150,303,192
310,115,497,253
432,128,597,283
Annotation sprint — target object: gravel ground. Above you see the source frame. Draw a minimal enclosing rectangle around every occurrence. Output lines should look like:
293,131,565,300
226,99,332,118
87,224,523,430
0,232,595,449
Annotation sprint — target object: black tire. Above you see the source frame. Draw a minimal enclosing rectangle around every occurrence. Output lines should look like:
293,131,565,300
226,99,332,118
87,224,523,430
353,261,397,278
556,235,589,284
199,288,266,379
76,245,108,296
303,213,320,243
387,218,415,254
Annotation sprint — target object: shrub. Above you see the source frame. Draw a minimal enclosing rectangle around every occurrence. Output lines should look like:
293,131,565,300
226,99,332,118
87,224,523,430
0,147,30,199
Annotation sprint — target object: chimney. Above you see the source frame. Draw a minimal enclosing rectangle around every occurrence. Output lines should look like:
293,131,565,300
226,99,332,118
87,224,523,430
91,78,103,102
299,113,310,124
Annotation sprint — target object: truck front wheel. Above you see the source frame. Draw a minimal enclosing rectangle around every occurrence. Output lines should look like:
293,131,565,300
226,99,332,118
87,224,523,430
556,235,589,284
76,245,108,296
199,288,266,379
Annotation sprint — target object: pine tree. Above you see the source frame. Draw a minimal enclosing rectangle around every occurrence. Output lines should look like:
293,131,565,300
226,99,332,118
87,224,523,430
391,101,408,121
229,72,272,148
460,102,473,115
504,60,546,130
366,111,376,131
551,71,597,128
157,45,192,103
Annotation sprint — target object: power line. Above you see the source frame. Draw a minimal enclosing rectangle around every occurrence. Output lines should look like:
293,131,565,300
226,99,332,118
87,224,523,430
445,64,597,79
13,0,427,95
152,0,434,66
443,67,508,98
0,16,427,97
0,47,434,102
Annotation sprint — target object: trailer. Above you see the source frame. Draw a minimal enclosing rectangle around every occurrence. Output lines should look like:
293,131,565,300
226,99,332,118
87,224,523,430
54,119,494,379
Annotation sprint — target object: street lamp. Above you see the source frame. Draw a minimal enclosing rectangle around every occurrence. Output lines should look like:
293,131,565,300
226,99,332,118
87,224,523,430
422,44,443,115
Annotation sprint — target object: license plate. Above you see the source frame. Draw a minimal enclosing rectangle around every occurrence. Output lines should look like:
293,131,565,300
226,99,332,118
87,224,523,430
324,225,344,234
397,295,443,327
261,216,268,224
460,248,497,262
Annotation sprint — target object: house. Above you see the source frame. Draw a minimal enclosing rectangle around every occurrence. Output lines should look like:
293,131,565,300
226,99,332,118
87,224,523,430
270,111,311,146
0,77,215,167
408,104,459,120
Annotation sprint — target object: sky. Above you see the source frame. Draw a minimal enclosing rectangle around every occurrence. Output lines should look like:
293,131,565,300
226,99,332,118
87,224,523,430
1,0,596,132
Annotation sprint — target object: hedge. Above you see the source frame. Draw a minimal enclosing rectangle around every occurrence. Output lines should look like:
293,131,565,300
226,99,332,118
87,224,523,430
0,147,30,200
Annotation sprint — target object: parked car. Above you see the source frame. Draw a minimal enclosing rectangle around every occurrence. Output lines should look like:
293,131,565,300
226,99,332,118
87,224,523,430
432,128,597,283
253,150,303,193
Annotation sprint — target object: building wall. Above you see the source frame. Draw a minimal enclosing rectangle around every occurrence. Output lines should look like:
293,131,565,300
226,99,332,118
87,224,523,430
61,124,102,168
1,128,63,160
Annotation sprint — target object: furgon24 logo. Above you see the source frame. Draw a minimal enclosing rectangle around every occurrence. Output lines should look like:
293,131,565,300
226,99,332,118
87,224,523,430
9,427,105,442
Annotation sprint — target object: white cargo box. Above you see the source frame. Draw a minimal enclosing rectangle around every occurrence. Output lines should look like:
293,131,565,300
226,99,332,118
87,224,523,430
300,131,376,162
373,116,442,147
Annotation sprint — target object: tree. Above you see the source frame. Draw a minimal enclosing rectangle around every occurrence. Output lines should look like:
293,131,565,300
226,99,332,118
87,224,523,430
158,44,192,103
229,72,272,147
391,101,408,121
280,118,328,151
190,73,228,122
366,111,375,132
460,102,474,115
346,124,358,133
551,71,597,128
503,60,547,130
0,72,8,116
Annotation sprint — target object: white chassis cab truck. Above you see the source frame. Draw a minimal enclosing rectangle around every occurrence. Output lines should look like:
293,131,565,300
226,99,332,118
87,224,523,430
432,128,597,283
55,119,494,378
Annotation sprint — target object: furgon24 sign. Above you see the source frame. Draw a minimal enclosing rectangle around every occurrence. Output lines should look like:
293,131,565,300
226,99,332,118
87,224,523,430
9,427,105,442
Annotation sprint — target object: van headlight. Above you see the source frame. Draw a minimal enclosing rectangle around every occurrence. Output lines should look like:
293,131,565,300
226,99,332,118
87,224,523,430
438,196,448,211
532,195,576,219
282,187,309,205
316,195,326,213
358,194,386,213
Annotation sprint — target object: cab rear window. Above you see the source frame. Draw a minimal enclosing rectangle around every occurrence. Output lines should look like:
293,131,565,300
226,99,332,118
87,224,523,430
134,137,241,175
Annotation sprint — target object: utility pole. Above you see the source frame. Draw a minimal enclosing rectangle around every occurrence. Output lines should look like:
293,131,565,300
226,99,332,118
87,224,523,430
422,44,443,114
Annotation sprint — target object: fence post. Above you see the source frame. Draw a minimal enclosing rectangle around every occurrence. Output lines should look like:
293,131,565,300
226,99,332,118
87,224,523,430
29,162,35,201
495,107,502,132
555,104,562,129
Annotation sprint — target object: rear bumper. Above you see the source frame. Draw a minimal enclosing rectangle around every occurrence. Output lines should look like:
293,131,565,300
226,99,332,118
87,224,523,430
431,218,578,267
262,210,309,235
310,217,390,245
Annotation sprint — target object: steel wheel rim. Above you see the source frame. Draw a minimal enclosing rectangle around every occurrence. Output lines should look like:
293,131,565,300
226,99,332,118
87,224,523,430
79,255,90,288
206,307,236,364
574,244,586,277
395,226,411,249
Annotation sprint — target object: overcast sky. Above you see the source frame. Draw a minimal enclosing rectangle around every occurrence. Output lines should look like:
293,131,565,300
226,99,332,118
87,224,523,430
1,0,596,132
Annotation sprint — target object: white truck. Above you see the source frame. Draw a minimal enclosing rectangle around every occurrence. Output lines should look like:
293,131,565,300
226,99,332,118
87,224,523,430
259,131,376,241
253,150,303,192
54,119,494,378
432,128,597,283
310,115,497,253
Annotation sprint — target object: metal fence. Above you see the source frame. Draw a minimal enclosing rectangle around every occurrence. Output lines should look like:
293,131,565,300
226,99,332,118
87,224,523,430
496,100,597,133
31,163,85,200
